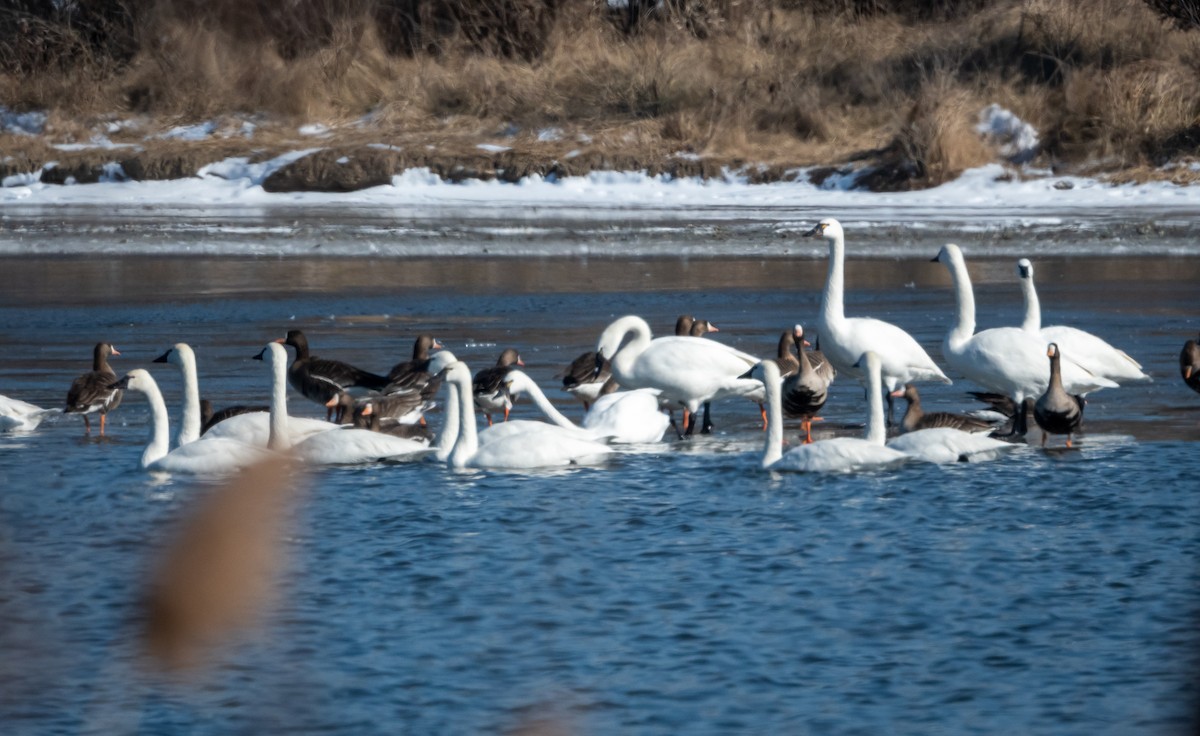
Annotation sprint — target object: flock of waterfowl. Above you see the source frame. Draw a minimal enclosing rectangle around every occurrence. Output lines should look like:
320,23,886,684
3,218,1198,474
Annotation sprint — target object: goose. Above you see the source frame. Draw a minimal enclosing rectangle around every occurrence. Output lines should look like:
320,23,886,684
350,401,434,442
760,353,908,473
473,348,525,425
152,343,203,447
386,334,443,385
443,361,613,470
110,369,273,475
201,352,335,448
595,315,762,438
1033,343,1085,448
891,384,993,434
0,394,56,432
1182,334,1200,395
278,330,391,419
932,243,1116,436
64,342,123,434
780,325,835,444
258,342,432,465
807,218,950,421
676,314,721,433
1016,258,1150,383
557,349,611,411
199,399,268,436
325,389,431,428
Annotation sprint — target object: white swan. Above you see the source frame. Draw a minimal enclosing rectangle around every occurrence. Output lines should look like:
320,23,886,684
594,315,762,425
443,361,613,470
152,343,202,447
201,347,337,447
933,244,1117,410
0,394,56,432
583,387,670,444
1016,258,1150,383
500,369,613,440
254,342,432,465
112,369,273,475
887,427,1015,464
761,354,908,473
808,218,951,402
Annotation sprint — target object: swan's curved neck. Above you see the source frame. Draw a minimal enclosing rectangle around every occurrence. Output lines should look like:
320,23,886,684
600,316,652,383
433,374,460,462
177,352,201,447
944,255,977,349
762,364,783,468
520,375,578,429
1020,274,1041,332
864,362,886,445
139,377,171,468
820,233,846,325
268,350,291,452
448,369,478,468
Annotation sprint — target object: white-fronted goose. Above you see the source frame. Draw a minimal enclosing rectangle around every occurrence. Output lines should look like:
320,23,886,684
1016,258,1150,384
1182,334,1200,395
808,218,950,424
278,329,390,419
352,401,434,442
557,350,611,411
933,244,1115,436
781,325,835,444
64,342,122,435
1033,343,1085,447
473,348,524,425
892,384,993,434
385,334,443,389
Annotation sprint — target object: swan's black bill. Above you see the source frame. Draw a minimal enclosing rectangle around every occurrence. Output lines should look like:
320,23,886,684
109,376,130,390
152,350,171,363
592,352,607,379
803,224,823,237
253,348,268,361
1018,263,1031,278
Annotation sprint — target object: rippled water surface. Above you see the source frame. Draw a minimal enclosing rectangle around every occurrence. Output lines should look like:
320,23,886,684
1,236,1199,734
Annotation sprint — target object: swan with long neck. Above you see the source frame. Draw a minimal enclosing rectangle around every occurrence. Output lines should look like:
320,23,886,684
505,369,668,444
594,315,762,424
807,219,950,411
152,343,201,447
761,353,907,473
443,361,613,470
934,244,1117,416
1016,258,1150,383
111,369,272,474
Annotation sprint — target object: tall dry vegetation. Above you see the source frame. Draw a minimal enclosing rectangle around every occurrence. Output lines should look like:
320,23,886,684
1,0,1198,186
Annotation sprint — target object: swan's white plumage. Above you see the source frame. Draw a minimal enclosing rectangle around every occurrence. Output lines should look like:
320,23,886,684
887,427,1014,464
595,315,762,414
935,244,1117,404
811,218,950,391
155,343,202,447
1016,258,1150,384
117,369,272,475
501,370,610,441
444,362,613,470
582,388,670,443
761,355,908,473
0,394,55,432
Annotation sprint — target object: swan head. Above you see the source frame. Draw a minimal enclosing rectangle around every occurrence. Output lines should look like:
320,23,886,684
445,361,472,384
152,342,194,367
110,368,153,393
426,350,458,376
803,218,843,241
503,369,535,394
932,243,964,266
253,341,289,366
1017,258,1033,280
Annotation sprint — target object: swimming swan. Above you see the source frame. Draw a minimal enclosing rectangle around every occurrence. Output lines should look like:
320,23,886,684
0,394,57,432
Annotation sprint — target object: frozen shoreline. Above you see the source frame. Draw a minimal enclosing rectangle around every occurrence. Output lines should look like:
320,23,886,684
2,162,1199,257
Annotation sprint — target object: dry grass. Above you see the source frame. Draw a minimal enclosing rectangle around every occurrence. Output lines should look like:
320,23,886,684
2,0,1198,187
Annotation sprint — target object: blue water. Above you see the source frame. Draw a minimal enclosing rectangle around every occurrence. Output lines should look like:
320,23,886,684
1,250,1198,735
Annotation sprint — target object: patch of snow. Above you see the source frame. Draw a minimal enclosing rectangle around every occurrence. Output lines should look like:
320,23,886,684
477,144,511,153
368,143,402,151
564,149,582,159
0,106,47,136
53,136,140,152
977,104,1039,164
155,122,217,141
100,162,127,183
198,149,324,187
299,124,331,137
336,156,350,164
537,128,563,142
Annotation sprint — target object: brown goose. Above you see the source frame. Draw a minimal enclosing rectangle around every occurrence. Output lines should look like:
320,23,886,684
199,398,268,435
781,326,835,443
385,334,443,389
278,330,391,419
64,342,122,435
1033,343,1085,447
352,401,434,442
473,348,524,425
1182,334,1200,395
892,384,993,434
557,350,611,411
325,388,433,426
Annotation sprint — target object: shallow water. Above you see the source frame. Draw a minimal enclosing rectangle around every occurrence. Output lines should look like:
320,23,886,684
1,239,1199,734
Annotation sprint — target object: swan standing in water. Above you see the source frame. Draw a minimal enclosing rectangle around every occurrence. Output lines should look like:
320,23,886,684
806,218,950,422
594,315,762,437
111,369,273,475
443,361,613,470
933,244,1116,435
1015,258,1150,384
760,354,908,473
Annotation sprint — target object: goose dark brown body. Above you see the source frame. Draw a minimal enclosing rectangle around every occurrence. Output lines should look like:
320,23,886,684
64,342,122,434
473,348,524,425
894,384,993,434
1033,343,1085,447
780,326,834,443
1181,334,1200,395
280,330,390,418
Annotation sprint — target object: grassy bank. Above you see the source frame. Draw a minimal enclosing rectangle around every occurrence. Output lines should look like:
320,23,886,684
2,0,1199,190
